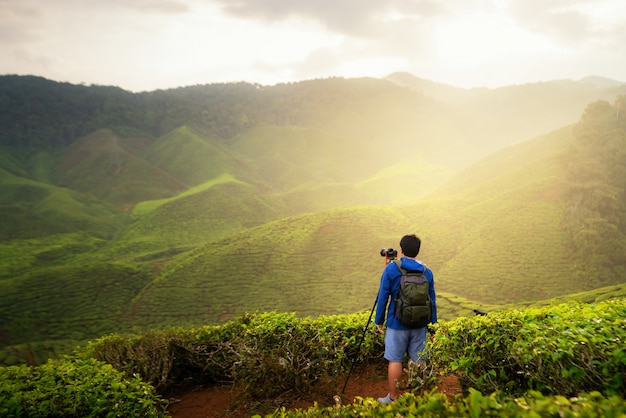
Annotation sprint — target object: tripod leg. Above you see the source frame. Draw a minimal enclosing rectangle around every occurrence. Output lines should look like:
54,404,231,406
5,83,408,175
341,295,377,395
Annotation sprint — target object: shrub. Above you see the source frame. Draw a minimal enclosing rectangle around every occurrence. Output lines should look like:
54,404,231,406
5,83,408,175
75,300,626,414
268,389,626,417
78,329,186,392
81,311,384,398
429,299,626,397
0,357,167,417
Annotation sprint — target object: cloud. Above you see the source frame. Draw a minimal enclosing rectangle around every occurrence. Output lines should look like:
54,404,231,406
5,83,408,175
507,0,594,46
0,1,42,45
507,0,626,47
0,0,624,91
211,0,452,38
0,0,194,80
207,0,457,83
0,0,189,47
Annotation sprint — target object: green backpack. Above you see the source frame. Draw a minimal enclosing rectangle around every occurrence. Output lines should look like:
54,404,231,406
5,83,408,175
393,260,432,328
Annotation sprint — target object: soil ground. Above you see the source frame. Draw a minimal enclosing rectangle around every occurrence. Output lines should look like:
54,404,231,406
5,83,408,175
167,363,462,417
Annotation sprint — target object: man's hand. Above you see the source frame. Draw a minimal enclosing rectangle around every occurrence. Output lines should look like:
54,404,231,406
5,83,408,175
376,324,385,334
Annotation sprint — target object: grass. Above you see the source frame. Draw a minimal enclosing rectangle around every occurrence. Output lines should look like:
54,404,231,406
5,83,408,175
143,126,243,187
0,232,107,279
111,177,289,256
0,261,150,349
356,154,455,205
518,282,626,307
125,206,413,329
56,129,186,206
130,173,243,218
0,168,122,240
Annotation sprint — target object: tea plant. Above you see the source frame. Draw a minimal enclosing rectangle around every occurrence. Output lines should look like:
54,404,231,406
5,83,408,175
0,357,167,417
429,299,626,397
12,298,626,416
267,389,626,417
81,311,384,397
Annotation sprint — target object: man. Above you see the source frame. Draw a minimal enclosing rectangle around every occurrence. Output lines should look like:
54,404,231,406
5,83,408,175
375,234,437,404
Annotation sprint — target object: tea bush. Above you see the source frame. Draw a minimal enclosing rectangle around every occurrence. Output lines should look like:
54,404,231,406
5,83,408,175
81,311,384,397
268,389,626,417
69,299,626,416
429,299,626,397
0,357,167,417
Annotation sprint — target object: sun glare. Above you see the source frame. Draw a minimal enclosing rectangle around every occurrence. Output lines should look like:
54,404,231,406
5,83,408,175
431,11,566,87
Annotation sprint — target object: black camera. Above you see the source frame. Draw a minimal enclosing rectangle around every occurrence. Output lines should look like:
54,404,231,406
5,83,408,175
380,248,398,259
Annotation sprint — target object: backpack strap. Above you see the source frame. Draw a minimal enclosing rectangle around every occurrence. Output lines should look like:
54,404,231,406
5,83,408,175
393,259,405,273
393,259,426,274
392,260,404,301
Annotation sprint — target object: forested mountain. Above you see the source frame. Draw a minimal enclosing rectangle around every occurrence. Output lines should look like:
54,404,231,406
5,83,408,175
3,74,624,165
386,72,626,151
0,75,624,365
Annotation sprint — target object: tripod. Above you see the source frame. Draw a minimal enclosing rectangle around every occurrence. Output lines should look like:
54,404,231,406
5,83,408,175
341,255,394,395
341,293,377,395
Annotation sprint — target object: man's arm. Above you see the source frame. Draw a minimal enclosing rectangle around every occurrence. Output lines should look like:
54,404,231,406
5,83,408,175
428,269,437,324
374,266,392,330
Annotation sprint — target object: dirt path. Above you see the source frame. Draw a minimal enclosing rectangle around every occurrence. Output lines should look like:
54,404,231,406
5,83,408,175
167,365,462,417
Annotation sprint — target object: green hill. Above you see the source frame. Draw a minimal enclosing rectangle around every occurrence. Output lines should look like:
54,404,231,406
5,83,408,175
124,97,626,328
229,125,373,190
0,76,624,366
0,167,121,241
357,155,454,205
56,129,186,207
0,261,150,364
126,206,412,328
108,175,290,258
143,126,250,187
520,282,626,308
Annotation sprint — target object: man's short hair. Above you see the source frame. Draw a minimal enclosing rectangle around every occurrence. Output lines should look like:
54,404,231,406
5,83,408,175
400,234,421,258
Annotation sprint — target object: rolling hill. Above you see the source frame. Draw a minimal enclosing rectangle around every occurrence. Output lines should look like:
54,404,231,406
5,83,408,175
143,126,251,187
0,167,121,241
124,106,624,331
0,75,624,365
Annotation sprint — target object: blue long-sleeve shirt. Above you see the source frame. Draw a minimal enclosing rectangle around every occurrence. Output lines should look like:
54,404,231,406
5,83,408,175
375,256,437,330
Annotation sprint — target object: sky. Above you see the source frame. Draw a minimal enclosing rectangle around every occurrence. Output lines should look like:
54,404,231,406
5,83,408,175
1,0,625,92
